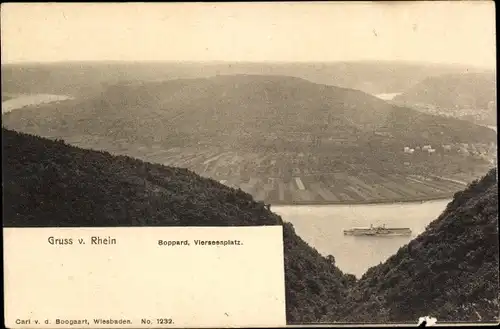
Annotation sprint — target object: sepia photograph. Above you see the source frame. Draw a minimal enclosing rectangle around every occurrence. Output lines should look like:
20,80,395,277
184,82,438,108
2,1,499,326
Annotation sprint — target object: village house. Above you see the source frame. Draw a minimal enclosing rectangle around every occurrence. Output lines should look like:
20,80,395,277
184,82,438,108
403,146,415,154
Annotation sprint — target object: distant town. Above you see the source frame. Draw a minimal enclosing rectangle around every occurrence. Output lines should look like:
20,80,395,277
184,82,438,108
402,141,497,166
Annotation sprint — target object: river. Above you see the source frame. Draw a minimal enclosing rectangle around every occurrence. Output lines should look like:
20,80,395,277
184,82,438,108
273,199,451,278
374,92,402,101
2,94,74,114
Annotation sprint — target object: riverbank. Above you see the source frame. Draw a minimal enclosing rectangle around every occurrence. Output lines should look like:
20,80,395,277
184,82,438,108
269,194,454,207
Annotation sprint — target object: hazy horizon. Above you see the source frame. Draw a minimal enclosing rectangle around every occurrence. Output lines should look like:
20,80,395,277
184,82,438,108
0,58,494,70
1,2,496,69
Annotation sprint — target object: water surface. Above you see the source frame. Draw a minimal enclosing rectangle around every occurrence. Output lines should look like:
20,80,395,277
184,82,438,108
2,94,74,114
274,199,451,278
374,92,402,101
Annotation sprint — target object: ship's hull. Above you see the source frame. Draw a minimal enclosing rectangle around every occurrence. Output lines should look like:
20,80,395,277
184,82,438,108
343,228,412,236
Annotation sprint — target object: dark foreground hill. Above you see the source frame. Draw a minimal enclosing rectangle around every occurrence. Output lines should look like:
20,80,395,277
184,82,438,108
2,128,351,324
2,127,279,227
334,167,499,323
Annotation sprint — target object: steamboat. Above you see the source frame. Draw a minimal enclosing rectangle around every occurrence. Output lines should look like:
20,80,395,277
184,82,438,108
343,224,412,236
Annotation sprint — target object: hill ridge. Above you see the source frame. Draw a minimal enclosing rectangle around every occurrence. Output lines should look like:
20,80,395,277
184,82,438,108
394,72,496,110
2,61,487,96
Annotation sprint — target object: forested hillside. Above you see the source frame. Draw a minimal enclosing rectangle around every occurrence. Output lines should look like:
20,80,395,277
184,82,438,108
334,168,499,323
4,74,495,149
394,72,496,110
2,128,351,324
2,128,280,227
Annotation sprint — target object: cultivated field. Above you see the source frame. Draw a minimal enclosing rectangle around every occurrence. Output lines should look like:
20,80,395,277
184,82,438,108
56,136,478,204
154,150,470,204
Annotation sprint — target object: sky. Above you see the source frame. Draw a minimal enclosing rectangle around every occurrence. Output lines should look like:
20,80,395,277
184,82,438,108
1,2,496,68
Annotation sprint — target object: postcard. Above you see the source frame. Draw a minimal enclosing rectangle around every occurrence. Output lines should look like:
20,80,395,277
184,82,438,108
2,1,498,327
